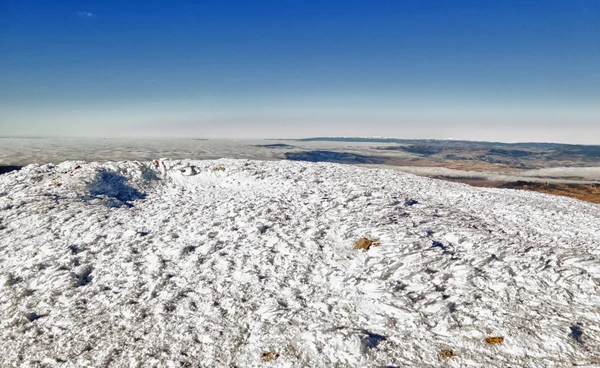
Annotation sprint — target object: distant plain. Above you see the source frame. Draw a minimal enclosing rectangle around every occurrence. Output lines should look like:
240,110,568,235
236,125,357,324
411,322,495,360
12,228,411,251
2,137,599,203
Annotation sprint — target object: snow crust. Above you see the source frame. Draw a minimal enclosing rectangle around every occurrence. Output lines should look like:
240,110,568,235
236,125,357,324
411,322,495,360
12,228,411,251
1,159,599,367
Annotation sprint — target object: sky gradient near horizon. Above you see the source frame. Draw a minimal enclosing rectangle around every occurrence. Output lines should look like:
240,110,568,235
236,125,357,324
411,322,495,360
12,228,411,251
1,0,599,143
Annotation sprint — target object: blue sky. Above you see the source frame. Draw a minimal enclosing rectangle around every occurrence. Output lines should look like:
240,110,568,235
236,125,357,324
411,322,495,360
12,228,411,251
1,0,598,143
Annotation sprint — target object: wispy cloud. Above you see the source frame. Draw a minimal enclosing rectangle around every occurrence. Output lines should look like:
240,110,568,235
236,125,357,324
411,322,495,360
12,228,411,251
77,11,95,18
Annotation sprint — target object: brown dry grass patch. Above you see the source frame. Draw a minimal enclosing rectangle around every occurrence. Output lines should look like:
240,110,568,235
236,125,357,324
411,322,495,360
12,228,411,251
444,179,600,205
510,183,600,204
485,336,504,345
213,167,226,172
261,352,280,362
353,238,380,251
440,349,454,358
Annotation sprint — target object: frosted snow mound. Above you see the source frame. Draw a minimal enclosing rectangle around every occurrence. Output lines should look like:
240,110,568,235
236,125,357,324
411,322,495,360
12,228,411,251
1,159,599,367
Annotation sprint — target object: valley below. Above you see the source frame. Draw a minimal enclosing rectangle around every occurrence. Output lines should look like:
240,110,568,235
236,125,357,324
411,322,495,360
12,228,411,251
2,137,600,205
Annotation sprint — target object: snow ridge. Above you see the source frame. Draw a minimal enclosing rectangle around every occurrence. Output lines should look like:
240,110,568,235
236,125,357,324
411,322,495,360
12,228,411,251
1,159,599,367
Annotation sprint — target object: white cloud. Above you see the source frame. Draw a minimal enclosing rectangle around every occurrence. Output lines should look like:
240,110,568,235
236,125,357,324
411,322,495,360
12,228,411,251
77,11,94,18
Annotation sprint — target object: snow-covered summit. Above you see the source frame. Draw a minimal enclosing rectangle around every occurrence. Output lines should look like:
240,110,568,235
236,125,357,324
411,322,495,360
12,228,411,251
1,159,599,367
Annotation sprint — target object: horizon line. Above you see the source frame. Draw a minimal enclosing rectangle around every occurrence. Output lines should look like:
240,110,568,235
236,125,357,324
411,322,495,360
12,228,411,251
0,135,598,147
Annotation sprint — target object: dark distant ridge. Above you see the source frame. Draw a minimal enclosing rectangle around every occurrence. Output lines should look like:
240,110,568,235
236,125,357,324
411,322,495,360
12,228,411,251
285,151,387,165
292,137,600,149
256,144,295,149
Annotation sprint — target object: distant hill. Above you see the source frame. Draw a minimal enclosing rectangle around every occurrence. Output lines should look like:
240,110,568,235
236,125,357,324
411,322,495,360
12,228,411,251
287,138,600,168
295,137,598,150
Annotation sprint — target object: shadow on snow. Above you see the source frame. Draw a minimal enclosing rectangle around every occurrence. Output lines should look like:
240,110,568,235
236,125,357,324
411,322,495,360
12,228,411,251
85,169,146,207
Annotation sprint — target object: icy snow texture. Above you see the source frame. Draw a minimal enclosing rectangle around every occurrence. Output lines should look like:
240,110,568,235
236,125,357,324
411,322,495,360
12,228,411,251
1,159,599,367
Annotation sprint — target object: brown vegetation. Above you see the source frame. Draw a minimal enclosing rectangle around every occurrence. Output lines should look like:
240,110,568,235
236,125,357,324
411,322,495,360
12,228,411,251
485,336,504,345
440,349,454,358
261,352,280,362
500,182,600,204
375,155,600,204
213,167,226,172
442,178,600,205
353,238,381,251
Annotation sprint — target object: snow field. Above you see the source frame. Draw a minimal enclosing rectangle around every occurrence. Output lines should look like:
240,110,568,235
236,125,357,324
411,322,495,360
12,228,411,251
1,159,599,367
